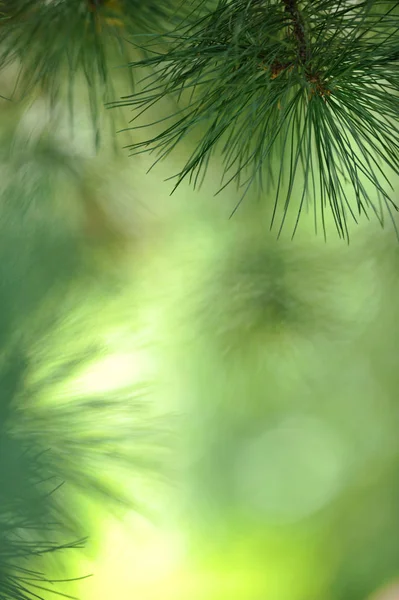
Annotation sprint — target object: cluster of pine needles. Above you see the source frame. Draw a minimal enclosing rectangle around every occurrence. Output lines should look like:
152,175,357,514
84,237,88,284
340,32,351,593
0,0,197,146
113,0,399,240
0,125,168,599
1,1,397,237
0,433,88,600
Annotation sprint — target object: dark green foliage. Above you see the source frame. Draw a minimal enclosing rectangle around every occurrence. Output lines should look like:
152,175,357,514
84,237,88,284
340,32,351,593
0,394,86,600
15,353,168,520
0,0,194,147
0,126,168,598
0,325,85,599
0,128,86,599
0,448,86,600
113,0,399,240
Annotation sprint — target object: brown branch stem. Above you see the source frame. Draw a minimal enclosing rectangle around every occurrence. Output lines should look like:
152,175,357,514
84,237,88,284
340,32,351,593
282,0,309,64
281,0,331,99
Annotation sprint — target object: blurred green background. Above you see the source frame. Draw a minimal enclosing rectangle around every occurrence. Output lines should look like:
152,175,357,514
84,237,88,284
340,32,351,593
0,41,398,600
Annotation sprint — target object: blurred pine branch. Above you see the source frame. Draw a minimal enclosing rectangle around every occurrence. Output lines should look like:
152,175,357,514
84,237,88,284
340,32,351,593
0,0,201,148
0,123,170,599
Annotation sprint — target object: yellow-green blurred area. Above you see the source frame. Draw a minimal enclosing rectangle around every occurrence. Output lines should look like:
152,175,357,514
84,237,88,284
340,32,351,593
0,64,398,600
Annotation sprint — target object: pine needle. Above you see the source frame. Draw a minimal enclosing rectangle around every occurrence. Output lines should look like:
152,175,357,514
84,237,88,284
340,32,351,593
111,0,399,240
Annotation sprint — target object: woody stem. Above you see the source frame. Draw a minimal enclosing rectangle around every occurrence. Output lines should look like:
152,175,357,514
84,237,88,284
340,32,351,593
282,0,309,64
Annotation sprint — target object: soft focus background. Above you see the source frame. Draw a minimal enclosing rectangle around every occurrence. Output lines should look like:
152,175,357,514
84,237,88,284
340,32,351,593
0,46,398,600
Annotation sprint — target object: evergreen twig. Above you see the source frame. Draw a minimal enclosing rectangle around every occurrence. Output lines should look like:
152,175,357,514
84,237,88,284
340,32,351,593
111,0,399,239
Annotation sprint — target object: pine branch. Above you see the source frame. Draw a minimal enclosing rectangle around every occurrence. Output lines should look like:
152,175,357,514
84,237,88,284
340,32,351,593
0,0,197,148
110,0,399,240
1,401,88,600
0,124,170,598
